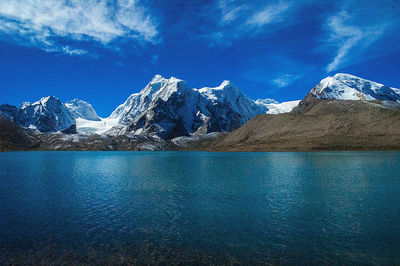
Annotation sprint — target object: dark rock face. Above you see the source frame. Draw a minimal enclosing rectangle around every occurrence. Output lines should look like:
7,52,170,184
126,83,203,139
0,114,40,151
61,124,77,134
204,102,243,133
0,104,19,121
291,92,315,114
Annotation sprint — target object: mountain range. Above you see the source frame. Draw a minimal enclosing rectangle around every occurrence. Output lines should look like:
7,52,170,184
1,73,399,151
0,74,299,138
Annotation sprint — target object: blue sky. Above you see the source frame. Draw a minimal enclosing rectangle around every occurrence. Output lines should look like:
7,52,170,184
0,0,399,117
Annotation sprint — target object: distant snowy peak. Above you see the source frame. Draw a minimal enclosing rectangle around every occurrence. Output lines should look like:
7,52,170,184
311,73,400,102
0,96,100,132
198,80,239,96
255,98,279,105
65,99,100,121
198,80,268,119
198,80,243,103
1,96,76,132
22,96,76,132
256,99,301,114
31,95,61,108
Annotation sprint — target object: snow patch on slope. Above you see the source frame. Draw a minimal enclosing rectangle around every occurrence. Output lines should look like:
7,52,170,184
75,118,120,135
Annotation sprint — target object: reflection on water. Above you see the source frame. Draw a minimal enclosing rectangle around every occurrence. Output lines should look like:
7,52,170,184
0,151,399,264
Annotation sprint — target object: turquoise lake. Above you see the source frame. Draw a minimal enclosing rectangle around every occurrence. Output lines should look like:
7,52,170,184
1,151,399,264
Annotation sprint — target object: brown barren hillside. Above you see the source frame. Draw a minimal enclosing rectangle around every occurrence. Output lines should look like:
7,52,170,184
210,97,400,151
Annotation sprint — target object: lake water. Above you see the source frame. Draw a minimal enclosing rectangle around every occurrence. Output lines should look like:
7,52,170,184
0,151,399,264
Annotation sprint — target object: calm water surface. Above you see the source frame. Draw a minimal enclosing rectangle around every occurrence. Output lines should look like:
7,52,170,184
0,151,399,264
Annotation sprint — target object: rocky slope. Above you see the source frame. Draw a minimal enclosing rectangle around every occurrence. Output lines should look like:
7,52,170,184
208,98,400,151
36,133,176,151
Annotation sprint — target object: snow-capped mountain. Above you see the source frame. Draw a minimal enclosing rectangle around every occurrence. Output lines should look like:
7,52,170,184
310,73,400,102
100,75,288,139
106,75,205,138
197,80,269,133
65,99,100,121
0,96,102,132
0,96,75,132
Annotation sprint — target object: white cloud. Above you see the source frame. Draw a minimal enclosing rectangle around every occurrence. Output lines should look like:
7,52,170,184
325,10,386,72
218,0,245,24
0,0,158,55
272,73,301,88
62,46,88,56
246,2,290,27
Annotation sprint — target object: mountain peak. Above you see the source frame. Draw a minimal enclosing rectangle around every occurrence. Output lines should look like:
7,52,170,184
221,80,233,86
219,80,238,90
199,80,238,94
151,74,166,83
150,74,183,84
333,73,359,80
68,98,84,104
20,101,31,109
311,74,400,102
34,95,60,106
65,99,100,121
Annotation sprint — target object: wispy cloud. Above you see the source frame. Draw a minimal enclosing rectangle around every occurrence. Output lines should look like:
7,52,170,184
205,0,295,45
325,11,385,72
272,73,302,88
62,46,88,56
246,2,290,27
218,0,245,24
0,0,158,55
323,1,400,73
